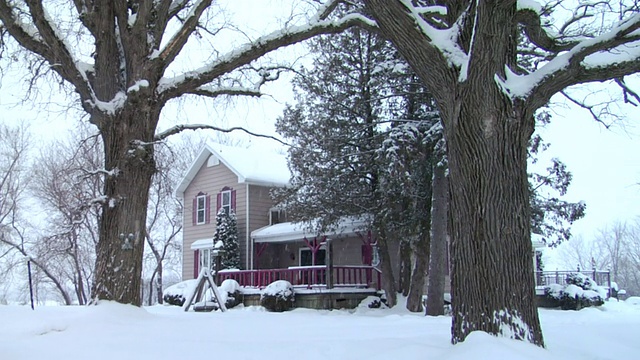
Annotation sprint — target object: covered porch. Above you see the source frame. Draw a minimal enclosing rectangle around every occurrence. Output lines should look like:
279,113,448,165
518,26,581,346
221,218,382,290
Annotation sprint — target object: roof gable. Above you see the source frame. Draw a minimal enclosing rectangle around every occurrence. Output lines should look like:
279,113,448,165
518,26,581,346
175,143,290,198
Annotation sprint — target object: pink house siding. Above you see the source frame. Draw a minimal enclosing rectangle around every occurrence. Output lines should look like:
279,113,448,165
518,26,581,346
181,158,247,280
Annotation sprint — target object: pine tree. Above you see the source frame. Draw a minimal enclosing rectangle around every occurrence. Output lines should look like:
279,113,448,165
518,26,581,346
213,208,240,270
275,28,442,308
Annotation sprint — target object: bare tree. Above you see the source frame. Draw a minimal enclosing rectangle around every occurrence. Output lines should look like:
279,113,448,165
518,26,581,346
0,1,372,305
362,0,640,346
143,138,201,305
19,127,103,304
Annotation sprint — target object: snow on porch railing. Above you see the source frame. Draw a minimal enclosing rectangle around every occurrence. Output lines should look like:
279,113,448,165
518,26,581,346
218,265,381,290
535,270,611,290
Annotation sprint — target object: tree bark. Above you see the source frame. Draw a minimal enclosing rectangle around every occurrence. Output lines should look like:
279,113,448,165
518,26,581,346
365,0,544,346
406,231,429,312
398,240,412,296
426,165,448,316
90,108,157,306
376,227,397,307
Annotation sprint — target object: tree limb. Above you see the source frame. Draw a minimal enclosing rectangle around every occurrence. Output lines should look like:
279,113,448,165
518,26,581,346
517,8,577,53
157,12,377,102
154,124,288,145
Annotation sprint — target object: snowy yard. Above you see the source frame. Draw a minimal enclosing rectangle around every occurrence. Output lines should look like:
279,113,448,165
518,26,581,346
1,298,639,360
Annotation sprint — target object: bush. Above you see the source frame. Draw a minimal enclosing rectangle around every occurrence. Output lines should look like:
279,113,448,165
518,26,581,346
219,279,243,309
162,279,197,306
543,273,605,310
260,280,295,312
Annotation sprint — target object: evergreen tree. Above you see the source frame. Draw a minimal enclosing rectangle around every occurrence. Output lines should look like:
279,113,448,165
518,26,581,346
213,208,240,270
275,27,442,308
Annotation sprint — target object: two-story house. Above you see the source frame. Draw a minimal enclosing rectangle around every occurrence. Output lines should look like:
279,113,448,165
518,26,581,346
176,143,384,290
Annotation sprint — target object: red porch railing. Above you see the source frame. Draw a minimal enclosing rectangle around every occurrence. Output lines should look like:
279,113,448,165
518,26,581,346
218,265,381,290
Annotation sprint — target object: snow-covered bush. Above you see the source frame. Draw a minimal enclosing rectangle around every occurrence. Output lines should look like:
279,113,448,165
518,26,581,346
260,280,295,312
162,280,197,306
357,296,386,309
543,273,605,310
219,279,242,309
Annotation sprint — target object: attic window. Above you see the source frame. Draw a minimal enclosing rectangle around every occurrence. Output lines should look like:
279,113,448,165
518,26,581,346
207,155,219,167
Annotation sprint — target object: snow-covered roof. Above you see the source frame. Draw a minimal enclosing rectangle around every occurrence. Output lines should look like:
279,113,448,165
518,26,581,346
252,217,369,243
175,143,290,198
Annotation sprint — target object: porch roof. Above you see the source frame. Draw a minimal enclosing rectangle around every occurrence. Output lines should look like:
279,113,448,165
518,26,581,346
252,217,369,243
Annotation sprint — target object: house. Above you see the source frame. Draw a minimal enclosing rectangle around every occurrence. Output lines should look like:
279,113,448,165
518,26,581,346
175,143,577,308
175,143,386,297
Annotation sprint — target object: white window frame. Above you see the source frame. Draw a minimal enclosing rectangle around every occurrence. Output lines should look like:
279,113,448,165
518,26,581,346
196,194,206,225
221,190,232,214
299,246,327,266
200,248,212,270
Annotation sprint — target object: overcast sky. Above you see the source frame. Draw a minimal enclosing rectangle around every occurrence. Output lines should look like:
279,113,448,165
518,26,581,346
1,0,639,259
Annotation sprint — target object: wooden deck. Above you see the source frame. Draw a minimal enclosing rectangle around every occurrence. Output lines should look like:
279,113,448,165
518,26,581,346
218,265,382,290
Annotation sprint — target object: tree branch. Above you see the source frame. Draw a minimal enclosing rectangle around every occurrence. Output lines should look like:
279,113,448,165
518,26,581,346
516,8,577,53
506,13,640,109
157,12,377,102
154,124,288,145
615,77,640,106
157,0,212,72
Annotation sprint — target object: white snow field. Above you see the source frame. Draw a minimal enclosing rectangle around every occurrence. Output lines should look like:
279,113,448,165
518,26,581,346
1,297,638,360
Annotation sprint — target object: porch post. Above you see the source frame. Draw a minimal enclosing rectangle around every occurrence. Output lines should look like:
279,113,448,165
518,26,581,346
326,239,333,289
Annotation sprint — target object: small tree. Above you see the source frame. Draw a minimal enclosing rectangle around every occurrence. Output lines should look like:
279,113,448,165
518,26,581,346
213,209,240,270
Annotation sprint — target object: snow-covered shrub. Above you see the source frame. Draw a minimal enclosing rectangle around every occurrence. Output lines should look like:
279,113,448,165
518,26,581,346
260,280,295,312
219,279,242,309
162,280,197,306
543,273,605,310
566,272,596,290
357,296,386,309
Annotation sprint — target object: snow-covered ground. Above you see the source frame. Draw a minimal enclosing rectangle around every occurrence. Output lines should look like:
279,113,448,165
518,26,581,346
1,297,638,359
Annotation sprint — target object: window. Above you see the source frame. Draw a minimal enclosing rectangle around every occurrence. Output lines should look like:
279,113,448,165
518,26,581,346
200,249,212,270
221,190,231,214
269,208,287,225
196,195,206,224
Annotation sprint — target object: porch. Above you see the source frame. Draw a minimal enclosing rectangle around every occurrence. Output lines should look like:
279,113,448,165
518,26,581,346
218,265,382,290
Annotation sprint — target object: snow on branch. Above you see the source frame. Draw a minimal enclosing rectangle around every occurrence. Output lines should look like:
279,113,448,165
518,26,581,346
0,1,94,107
498,12,640,106
156,11,377,101
154,124,288,145
398,0,467,69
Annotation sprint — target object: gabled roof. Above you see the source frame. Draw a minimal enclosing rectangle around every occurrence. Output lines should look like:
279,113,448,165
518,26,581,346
175,143,290,199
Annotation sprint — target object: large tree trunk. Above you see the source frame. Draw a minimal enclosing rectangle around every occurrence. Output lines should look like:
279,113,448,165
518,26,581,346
365,0,544,346
91,110,157,306
426,165,448,316
446,99,541,344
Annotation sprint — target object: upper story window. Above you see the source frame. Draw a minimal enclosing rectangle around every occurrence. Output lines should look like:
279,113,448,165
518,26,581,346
270,208,287,225
217,187,236,215
221,190,232,214
196,194,207,224
193,192,210,226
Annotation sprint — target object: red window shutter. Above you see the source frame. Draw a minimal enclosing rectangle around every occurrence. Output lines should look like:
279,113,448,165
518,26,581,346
194,250,200,279
205,195,211,224
231,190,237,211
192,198,197,225
216,192,222,212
